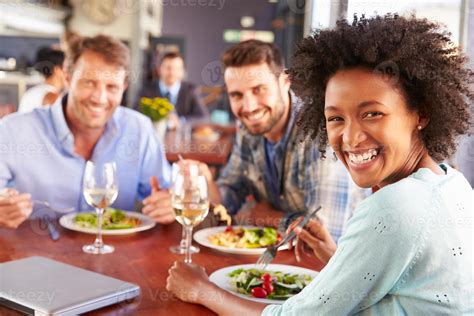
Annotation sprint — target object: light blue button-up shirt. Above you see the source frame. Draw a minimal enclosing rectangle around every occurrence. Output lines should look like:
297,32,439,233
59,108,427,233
0,96,171,216
159,80,181,106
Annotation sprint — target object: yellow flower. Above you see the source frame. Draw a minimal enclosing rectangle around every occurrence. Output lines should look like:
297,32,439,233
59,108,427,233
139,96,174,122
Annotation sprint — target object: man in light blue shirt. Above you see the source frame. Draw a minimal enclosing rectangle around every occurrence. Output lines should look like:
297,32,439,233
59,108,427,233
158,79,180,106
0,35,174,229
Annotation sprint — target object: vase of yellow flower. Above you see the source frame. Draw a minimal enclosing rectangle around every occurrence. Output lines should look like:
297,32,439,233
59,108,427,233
153,119,167,142
140,97,175,142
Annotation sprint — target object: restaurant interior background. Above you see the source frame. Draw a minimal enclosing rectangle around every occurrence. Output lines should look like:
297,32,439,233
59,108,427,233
0,0,472,181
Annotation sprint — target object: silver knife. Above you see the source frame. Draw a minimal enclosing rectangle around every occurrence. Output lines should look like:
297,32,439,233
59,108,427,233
45,218,60,241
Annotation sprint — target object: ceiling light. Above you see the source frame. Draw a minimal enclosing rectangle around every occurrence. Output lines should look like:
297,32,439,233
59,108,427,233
240,16,255,28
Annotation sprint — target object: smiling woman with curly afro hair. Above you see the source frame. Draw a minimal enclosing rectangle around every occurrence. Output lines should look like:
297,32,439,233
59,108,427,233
290,14,472,162
164,14,473,316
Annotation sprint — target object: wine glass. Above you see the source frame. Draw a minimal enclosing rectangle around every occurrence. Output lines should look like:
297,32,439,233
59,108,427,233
169,162,200,254
82,161,118,254
171,168,209,263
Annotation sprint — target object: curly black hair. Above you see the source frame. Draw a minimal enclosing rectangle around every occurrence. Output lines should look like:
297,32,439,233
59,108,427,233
289,14,473,161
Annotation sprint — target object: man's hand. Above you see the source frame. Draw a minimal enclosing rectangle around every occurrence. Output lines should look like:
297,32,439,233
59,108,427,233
287,218,337,265
234,201,283,228
142,176,175,224
176,159,214,183
0,189,33,229
175,159,221,205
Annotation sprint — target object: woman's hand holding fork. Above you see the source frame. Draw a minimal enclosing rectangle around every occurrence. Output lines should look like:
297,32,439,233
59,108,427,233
287,217,337,265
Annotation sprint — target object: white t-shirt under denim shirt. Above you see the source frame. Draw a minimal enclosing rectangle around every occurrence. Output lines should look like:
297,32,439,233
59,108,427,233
263,165,473,315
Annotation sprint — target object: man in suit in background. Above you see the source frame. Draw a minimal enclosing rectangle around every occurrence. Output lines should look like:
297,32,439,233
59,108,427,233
139,52,209,123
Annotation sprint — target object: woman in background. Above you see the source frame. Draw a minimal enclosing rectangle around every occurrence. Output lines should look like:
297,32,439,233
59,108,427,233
18,47,65,113
166,14,473,315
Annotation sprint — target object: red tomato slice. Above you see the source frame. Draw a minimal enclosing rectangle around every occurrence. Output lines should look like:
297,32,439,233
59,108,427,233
251,287,268,298
262,281,274,294
261,273,272,283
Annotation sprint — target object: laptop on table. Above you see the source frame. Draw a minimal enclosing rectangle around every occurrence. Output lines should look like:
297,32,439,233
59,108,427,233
0,256,140,315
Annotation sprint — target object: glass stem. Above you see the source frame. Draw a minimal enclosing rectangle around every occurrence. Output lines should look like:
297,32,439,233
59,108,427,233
184,225,193,263
179,226,187,249
94,208,104,249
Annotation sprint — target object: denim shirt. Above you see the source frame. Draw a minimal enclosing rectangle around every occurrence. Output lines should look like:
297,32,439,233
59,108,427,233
262,102,295,207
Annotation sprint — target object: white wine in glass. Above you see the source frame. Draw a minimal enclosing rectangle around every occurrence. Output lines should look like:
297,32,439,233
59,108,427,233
169,162,200,254
171,172,209,263
84,188,118,209
174,202,209,226
82,161,118,255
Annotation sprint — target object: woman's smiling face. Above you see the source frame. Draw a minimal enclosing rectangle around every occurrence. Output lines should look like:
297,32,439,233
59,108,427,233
324,68,427,188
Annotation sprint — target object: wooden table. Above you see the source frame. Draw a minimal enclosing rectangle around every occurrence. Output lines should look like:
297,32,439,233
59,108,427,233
0,220,324,315
164,129,234,166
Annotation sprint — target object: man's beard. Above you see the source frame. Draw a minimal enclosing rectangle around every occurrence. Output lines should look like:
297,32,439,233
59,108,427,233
244,99,285,136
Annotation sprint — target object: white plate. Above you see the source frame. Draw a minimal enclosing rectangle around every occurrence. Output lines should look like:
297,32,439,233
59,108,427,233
59,211,156,235
209,263,318,304
193,226,287,255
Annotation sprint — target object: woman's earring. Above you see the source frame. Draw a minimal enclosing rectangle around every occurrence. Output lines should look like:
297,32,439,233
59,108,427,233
417,125,422,130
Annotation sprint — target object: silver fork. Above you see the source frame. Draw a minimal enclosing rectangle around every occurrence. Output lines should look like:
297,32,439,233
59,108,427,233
255,206,322,270
1,190,74,214
34,200,75,213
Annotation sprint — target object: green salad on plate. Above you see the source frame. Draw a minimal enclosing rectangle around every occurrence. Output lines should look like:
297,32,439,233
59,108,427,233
228,268,314,300
74,208,141,230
